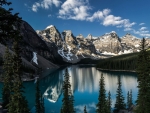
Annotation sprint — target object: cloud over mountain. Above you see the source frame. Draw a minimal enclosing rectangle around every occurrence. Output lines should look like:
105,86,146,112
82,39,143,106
32,0,61,12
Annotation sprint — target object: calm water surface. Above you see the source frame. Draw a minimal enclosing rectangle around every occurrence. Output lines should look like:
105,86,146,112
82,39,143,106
0,65,138,113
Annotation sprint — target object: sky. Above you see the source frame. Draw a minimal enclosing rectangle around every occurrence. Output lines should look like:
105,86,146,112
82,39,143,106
4,0,150,38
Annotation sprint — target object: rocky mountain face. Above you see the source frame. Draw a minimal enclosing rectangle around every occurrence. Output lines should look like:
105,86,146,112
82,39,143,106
36,25,150,63
93,31,122,54
1,20,150,66
37,26,101,63
93,32,150,55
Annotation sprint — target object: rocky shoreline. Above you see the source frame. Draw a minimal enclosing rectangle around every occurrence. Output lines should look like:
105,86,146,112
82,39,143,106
96,68,136,73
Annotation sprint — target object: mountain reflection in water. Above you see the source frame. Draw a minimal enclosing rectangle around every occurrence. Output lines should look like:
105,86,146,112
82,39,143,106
0,65,138,113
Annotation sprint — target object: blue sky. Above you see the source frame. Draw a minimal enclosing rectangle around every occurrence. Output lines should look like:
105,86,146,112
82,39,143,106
5,0,150,38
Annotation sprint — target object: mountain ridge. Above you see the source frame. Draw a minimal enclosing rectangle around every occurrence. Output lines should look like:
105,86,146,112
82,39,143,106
36,24,150,63
1,21,150,68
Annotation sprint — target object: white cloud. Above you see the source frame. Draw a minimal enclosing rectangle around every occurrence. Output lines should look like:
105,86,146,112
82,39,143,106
48,14,51,17
58,1,136,28
123,26,150,37
86,9,110,22
133,29,150,37
140,27,147,31
58,0,91,20
140,34,150,37
32,2,40,12
139,23,145,25
124,21,136,28
102,15,136,28
124,27,133,31
75,103,96,113
32,0,61,12
141,30,149,33
102,15,123,26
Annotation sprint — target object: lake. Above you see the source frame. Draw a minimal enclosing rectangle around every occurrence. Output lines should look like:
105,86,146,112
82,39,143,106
0,65,138,113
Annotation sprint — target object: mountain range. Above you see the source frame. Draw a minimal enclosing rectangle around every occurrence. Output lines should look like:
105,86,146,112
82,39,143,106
1,20,150,69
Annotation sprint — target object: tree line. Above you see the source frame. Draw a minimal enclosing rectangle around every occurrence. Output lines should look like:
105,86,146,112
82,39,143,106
96,52,140,71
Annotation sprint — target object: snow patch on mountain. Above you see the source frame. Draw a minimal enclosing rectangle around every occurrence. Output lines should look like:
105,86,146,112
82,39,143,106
42,33,46,36
102,51,116,55
32,52,38,65
45,25,54,29
124,49,133,54
135,44,140,47
105,31,116,35
58,45,74,61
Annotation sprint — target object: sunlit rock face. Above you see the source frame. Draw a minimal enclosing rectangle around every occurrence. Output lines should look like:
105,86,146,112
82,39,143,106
146,38,150,47
121,33,141,52
93,31,122,54
37,25,62,46
62,30,77,45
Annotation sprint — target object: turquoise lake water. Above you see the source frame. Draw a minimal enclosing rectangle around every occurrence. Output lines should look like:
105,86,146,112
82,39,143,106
0,65,138,113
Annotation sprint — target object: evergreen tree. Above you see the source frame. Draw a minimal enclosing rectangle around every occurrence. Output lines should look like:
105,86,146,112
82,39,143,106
106,91,111,113
35,78,45,113
2,47,13,108
69,95,75,113
61,68,75,113
40,93,45,113
35,79,41,113
127,91,130,109
96,74,107,113
129,90,133,108
84,106,87,113
8,36,30,113
114,76,126,113
135,38,150,113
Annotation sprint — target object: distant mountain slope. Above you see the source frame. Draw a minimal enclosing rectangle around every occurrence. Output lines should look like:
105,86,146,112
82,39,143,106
0,21,60,70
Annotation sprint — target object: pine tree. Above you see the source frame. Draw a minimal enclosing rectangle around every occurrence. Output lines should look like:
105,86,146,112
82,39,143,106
106,91,112,113
84,106,87,113
96,73,107,113
35,77,45,113
129,90,133,108
61,68,75,113
2,47,13,108
40,93,45,113
35,79,41,113
8,36,30,113
135,38,150,113
127,91,130,109
114,76,126,113
69,95,75,113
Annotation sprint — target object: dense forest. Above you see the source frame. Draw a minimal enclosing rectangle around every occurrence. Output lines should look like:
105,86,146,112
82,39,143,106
96,51,150,71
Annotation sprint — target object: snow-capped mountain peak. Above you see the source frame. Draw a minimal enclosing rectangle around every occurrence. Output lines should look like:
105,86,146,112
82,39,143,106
45,25,54,29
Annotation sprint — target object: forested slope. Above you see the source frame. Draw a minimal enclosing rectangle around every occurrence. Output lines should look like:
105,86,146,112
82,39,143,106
96,52,141,71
